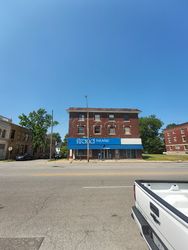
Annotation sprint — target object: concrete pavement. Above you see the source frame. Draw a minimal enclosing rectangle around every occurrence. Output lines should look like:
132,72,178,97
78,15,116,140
0,160,188,249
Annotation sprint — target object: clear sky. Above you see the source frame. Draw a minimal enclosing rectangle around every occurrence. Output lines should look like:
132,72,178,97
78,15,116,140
1,0,188,138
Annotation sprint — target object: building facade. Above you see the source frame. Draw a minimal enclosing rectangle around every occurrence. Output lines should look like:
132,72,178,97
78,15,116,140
67,107,143,160
164,123,188,154
8,123,33,159
0,115,33,160
0,116,11,160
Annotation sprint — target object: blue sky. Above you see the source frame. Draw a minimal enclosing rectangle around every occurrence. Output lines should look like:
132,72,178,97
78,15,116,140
1,0,188,138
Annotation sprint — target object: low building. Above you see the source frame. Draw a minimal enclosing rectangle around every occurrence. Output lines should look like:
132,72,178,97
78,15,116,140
8,123,32,159
164,123,188,154
67,107,143,160
0,116,11,160
0,115,32,160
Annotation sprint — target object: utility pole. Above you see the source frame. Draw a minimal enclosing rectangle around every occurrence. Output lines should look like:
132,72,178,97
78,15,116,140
85,96,90,162
50,110,53,160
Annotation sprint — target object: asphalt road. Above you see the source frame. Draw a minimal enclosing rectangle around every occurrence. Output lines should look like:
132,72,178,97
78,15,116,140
0,160,188,250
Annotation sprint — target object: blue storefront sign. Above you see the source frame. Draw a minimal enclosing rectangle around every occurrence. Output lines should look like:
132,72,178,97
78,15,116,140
68,138,143,150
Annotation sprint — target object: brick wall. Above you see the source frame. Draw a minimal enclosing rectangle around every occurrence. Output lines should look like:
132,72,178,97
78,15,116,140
69,112,140,138
164,123,188,153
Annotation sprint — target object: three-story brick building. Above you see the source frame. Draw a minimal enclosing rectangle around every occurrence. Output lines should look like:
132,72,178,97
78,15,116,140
164,122,188,154
67,107,143,160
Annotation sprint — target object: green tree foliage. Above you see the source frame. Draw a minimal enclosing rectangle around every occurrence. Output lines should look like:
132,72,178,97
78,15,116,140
52,132,62,144
139,115,165,154
61,134,68,158
165,123,177,129
19,108,58,152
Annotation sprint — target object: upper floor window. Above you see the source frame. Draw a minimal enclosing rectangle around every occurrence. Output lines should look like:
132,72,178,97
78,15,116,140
167,132,170,137
168,139,172,144
2,129,6,138
94,125,101,134
173,137,177,142
180,129,185,134
182,136,186,143
124,127,131,135
109,114,115,121
94,114,100,121
78,125,85,134
10,129,15,139
25,134,29,142
108,125,115,135
124,114,130,121
78,113,85,121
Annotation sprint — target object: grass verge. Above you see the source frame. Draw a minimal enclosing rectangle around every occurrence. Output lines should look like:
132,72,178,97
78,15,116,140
142,154,188,161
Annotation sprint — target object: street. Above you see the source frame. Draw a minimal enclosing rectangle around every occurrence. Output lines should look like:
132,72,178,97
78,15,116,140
0,160,188,250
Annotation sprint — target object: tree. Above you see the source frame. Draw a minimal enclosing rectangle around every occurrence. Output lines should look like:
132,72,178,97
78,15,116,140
19,108,58,153
52,132,62,144
165,123,177,129
61,134,68,158
139,115,165,154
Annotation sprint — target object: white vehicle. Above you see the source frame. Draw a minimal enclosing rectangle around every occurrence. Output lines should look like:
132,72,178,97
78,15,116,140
131,180,188,250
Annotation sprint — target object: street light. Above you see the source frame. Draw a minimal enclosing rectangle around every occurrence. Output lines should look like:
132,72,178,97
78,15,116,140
85,96,89,162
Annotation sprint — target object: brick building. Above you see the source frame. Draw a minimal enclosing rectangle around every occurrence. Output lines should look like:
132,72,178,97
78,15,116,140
0,115,32,160
67,107,143,160
8,123,33,159
164,123,188,154
0,116,11,159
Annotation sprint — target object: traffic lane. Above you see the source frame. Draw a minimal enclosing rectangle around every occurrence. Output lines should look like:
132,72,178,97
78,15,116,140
0,175,146,250
38,183,147,250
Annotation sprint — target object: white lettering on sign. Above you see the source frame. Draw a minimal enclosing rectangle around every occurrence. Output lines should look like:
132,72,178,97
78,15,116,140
76,138,96,145
96,139,110,143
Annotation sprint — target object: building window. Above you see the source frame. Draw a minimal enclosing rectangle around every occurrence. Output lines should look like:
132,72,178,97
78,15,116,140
108,125,116,135
169,146,173,150
124,127,131,135
180,129,185,134
182,136,186,142
10,130,15,139
94,125,101,134
78,126,85,134
78,113,85,121
2,130,6,138
0,144,5,150
173,137,177,142
109,114,115,121
25,134,29,142
168,139,171,144
124,114,130,121
167,132,170,137
175,145,180,150
94,114,100,121
184,145,188,150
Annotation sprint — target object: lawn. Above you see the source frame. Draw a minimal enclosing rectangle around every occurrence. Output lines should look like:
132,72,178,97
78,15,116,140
142,154,188,161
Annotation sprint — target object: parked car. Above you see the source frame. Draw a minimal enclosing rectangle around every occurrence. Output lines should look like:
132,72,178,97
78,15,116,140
54,153,62,159
15,153,33,161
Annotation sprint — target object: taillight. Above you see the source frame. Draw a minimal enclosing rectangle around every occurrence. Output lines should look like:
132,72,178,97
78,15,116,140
134,184,136,201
